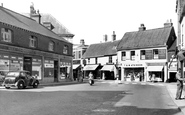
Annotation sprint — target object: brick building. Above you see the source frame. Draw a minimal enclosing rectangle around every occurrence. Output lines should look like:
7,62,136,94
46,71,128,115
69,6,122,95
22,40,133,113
0,5,73,83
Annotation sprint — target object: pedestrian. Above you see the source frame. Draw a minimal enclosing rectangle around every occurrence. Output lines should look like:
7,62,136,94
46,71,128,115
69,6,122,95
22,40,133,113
175,68,184,100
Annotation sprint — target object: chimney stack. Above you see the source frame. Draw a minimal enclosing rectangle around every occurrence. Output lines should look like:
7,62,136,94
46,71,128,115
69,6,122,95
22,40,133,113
80,39,85,45
1,3,3,7
30,3,41,24
164,19,173,27
139,24,146,31
112,31,116,41
103,34,108,42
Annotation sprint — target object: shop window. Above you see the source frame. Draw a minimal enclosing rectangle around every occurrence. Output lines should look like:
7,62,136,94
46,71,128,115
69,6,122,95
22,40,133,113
153,49,158,59
1,28,12,43
48,41,54,51
121,51,126,61
140,50,145,60
29,36,37,48
131,51,135,60
109,56,112,63
63,45,68,54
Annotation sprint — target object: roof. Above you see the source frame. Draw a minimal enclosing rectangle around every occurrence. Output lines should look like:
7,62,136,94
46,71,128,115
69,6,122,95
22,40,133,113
41,13,74,36
0,6,70,43
82,40,120,58
117,26,174,51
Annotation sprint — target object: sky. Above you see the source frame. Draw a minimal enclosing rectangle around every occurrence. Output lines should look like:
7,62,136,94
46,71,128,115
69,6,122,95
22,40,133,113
1,0,177,45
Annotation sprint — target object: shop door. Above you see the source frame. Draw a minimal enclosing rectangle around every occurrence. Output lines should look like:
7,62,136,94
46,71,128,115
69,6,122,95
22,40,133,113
54,60,58,82
23,57,32,75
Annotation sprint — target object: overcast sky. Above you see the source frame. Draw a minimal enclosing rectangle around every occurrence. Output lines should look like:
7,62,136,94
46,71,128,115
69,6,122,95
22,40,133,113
1,0,177,45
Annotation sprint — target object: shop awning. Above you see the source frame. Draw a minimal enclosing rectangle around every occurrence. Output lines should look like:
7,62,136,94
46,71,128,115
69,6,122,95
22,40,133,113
147,66,163,71
73,65,80,69
101,65,115,71
83,65,99,71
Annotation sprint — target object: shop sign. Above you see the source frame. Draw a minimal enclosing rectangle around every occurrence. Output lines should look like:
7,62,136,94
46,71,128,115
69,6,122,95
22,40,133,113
44,64,54,68
122,63,143,67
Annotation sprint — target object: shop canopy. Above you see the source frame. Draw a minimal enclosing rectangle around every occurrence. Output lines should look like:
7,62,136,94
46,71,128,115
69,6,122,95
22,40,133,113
101,65,115,71
83,65,99,71
73,65,80,70
147,66,163,72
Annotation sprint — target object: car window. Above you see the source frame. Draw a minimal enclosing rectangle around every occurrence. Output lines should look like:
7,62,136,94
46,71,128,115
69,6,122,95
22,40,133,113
7,72,20,77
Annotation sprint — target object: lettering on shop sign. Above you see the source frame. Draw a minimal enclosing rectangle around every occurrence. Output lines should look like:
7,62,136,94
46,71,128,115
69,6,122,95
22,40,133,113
123,64,143,67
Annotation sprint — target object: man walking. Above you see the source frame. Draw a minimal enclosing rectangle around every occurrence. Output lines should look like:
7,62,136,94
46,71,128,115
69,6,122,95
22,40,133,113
176,68,184,100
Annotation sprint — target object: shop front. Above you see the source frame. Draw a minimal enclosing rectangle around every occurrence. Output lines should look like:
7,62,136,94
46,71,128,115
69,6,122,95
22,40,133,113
100,64,117,80
60,59,72,81
121,63,146,82
83,64,102,79
146,63,165,82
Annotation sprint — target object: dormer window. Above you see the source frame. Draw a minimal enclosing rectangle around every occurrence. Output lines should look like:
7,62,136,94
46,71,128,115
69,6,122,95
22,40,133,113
1,28,12,43
48,41,54,51
29,36,37,48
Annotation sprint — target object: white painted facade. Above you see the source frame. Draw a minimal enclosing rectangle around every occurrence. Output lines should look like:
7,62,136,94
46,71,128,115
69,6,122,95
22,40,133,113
117,47,168,82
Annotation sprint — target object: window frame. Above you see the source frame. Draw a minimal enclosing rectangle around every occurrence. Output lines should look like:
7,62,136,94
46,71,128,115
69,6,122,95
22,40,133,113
121,51,126,61
1,28,13,43
140,50,146,60
48,41,55,51
29,35,37,48
153,49,159,59
130,51,135,60
63,45,68,54
109,56,112,63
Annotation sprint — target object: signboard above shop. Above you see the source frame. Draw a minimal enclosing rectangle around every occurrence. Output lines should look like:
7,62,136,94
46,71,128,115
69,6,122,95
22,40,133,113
122,63,144,67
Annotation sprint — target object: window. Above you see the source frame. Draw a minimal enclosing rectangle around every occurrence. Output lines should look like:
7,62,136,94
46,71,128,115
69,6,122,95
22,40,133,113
109,56,112,63
153,49,158,59
73,52,75,59
79,51,81,58
88,58,90,64
131,51,135,60
140,50,145,60
48,41,54,51
95,57,98,64
29,36,37,48
121,51,126,61
63,45,68,54
1,28,12,42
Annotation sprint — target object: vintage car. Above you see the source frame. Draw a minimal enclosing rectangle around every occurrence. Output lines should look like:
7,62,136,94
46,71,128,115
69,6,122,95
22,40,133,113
2,70,39,89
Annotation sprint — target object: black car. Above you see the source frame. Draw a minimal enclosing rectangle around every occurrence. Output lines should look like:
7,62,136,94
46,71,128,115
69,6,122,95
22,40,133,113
2,70,39,89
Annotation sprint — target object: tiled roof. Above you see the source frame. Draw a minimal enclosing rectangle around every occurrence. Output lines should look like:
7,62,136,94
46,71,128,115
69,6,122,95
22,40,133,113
117,26,174,50
41,13,74,36
0,6,69,43
82,40,120,58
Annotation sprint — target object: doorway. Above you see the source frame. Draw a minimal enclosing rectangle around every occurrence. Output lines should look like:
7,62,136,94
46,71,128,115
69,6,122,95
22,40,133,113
23,57,32,75
54,60,58,82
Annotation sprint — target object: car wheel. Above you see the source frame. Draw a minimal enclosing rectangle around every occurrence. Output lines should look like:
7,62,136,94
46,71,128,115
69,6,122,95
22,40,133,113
5,87,10,89
17,81,24,89
33,81,39,88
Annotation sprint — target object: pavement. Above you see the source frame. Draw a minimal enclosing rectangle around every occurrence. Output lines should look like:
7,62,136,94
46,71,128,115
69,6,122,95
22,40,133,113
1,79,185,115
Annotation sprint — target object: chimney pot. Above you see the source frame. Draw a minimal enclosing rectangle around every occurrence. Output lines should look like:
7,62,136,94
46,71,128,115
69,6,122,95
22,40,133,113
112,31,116,41
139,24,146,31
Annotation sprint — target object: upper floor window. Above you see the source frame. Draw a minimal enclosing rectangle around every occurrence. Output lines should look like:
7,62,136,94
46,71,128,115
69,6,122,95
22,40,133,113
121,51,126,61
153,49,158,59
1,28,12,43
29,36,37,48
109,56,112,63
63,45,68,54
140,50,145,60
95,57,98,64
48,41,54,51
88,58,90,64
131,51,135,60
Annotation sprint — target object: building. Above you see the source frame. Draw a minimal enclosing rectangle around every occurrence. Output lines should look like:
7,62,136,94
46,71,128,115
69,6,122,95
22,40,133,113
73,39,89,80
0,5,73,83
176,0,185,78
117,23,176,82
82,31,120,80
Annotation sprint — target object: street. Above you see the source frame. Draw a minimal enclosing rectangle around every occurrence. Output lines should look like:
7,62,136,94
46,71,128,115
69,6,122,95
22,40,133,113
0,81,183,115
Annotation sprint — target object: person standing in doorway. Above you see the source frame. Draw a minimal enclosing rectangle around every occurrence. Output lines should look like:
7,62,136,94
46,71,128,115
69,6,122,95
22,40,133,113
175,68,184,100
